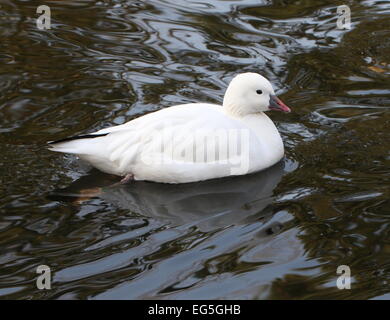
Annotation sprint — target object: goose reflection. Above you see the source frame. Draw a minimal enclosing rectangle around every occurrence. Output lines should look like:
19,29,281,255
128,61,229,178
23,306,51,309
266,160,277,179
51,161,285,230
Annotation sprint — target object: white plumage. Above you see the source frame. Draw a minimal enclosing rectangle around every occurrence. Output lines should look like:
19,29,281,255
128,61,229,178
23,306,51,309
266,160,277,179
49,73,291,183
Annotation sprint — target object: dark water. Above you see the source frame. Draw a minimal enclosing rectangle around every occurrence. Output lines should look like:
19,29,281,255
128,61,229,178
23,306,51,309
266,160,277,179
0,0,389,299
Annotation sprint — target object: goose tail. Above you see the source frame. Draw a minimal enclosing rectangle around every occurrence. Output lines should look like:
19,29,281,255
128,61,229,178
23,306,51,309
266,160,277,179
48,133,109,154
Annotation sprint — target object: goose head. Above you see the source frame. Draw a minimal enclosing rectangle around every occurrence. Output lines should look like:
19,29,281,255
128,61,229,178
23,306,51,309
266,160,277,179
223,72,291,116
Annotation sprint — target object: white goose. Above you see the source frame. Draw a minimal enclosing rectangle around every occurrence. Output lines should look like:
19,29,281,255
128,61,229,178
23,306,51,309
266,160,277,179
49,73,291,184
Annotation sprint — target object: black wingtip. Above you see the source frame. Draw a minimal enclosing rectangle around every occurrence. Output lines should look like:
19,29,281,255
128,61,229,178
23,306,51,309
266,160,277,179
48,133,109,145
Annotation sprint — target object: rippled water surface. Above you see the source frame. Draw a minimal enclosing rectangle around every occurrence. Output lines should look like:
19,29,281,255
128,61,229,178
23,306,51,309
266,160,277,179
0,0,389,299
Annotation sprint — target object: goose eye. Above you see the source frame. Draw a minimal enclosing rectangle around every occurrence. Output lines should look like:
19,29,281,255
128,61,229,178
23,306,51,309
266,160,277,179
256,90,263,95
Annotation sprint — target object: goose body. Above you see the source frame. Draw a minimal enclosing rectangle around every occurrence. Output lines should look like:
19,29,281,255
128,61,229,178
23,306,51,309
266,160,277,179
49,73,291,183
